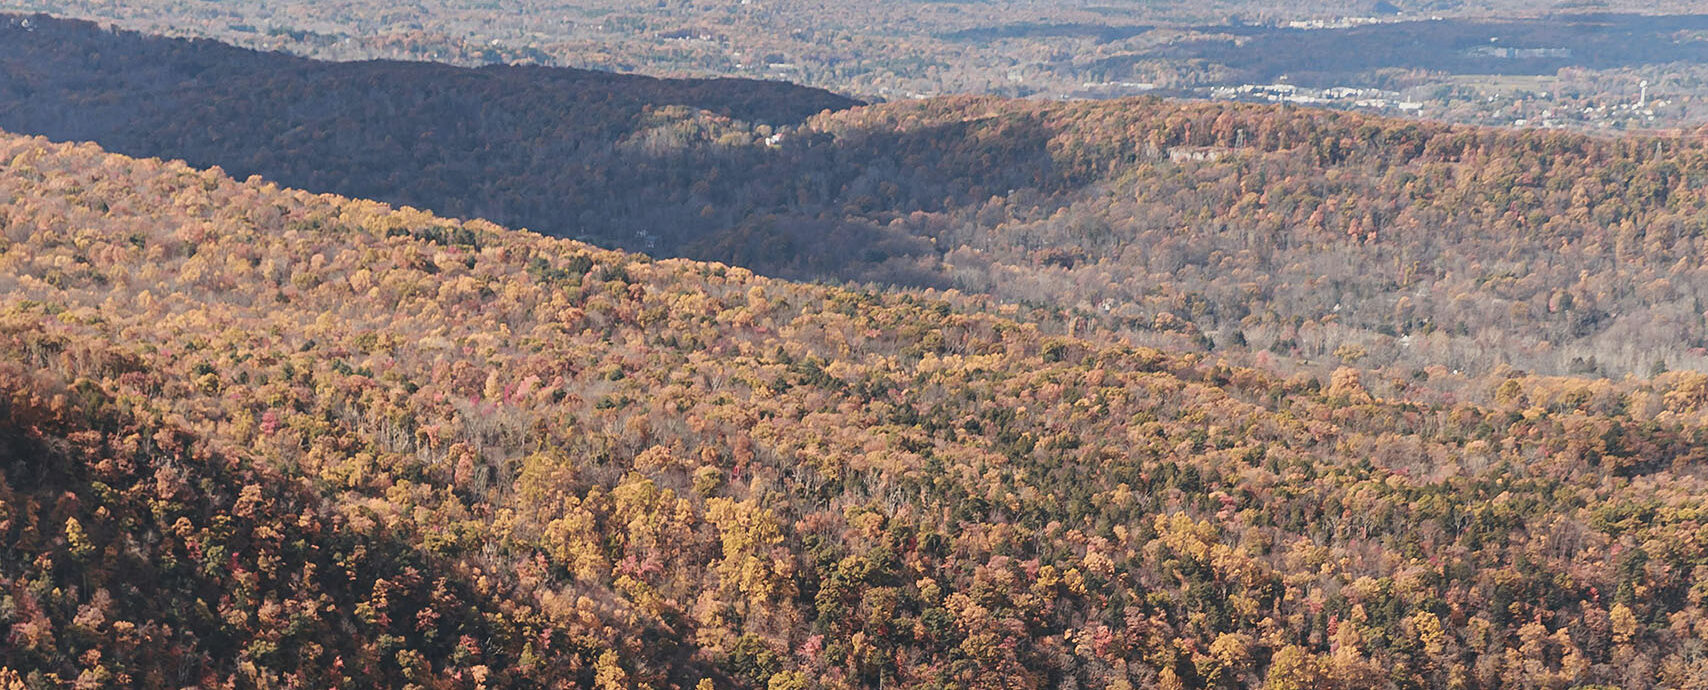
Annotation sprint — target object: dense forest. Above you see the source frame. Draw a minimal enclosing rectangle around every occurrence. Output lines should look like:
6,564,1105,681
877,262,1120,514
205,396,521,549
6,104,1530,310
3,130,1708,688
8,15,1708,379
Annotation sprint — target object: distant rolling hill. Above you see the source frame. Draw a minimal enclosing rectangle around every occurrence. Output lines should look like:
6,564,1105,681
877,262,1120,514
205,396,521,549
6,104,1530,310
10,14,1708,383
1146,14,1708,85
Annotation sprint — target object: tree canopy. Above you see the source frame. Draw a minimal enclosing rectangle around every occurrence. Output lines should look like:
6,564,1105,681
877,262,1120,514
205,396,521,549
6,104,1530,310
1,131,1707,688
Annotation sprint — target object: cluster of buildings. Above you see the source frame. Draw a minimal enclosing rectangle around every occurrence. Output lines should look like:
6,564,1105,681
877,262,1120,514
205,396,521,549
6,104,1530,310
1463,46,1572,60
1207,83,1423,113
1281,16,1407,30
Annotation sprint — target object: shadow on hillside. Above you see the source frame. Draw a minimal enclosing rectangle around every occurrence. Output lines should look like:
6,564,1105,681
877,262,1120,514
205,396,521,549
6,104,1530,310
606,112,1071,284
0,14,1073,286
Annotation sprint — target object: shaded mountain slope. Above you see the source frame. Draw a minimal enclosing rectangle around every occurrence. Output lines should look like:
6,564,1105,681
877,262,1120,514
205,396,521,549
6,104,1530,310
3,132,1708,688
0,14,858,227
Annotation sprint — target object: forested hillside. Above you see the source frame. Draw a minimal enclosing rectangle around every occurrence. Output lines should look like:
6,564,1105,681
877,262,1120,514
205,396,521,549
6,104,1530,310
7,14,1708,380
780,98,1708,381
4,131,1708,688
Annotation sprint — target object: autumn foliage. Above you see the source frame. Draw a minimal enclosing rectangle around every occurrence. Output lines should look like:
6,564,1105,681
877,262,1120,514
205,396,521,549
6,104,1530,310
1,129,1707,688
